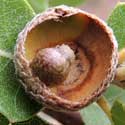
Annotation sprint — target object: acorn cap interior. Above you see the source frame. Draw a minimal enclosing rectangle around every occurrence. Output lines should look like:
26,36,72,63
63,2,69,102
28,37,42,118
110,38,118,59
15,6,118,111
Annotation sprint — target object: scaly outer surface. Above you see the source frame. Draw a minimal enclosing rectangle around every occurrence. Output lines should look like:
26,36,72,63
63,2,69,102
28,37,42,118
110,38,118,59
14,5,118,111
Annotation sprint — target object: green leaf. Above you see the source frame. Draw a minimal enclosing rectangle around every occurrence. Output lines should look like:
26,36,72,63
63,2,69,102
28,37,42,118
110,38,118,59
13,116,48,125
0,0,41,123
80,103,110,125
111,101,125,125
104,85,125,125
104,85,125,106
27,0,48,13
0,57,41,122
49,0,85,7
107,2,125,50
0,114,9,125
0,0,35,52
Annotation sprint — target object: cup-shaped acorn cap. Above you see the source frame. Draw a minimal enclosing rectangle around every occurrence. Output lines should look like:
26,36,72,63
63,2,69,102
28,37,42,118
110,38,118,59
14,5,118,111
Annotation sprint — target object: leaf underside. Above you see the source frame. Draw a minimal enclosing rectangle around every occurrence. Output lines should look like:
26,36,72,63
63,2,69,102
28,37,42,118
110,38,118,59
104,85,125,106
0,0,41,123
107,2,125,50
80,103,110,125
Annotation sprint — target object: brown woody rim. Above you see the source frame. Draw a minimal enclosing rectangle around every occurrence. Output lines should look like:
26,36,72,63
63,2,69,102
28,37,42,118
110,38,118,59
14,5,118,111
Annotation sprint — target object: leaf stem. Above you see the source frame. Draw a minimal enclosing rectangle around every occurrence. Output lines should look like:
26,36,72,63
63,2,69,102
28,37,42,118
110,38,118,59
97,96,113,124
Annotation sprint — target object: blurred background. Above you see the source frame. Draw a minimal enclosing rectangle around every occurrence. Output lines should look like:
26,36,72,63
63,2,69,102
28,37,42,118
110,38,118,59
80,0,125,20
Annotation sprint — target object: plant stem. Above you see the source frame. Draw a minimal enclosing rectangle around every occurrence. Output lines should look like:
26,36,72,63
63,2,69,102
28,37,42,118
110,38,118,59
36,110,63,125
97,96,113,124
43,108,84,125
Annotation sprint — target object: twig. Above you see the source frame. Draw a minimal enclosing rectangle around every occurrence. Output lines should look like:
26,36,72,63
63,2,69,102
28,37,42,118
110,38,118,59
43,108,84,125
97,96,113,124
36,110,63,125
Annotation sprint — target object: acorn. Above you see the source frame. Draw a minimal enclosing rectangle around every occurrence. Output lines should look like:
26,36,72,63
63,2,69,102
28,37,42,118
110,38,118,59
30,44,75,85
14,5,118,111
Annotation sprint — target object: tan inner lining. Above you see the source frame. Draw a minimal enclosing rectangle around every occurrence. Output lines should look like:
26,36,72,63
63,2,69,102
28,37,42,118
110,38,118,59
25,13,113,102
25,14,88,60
